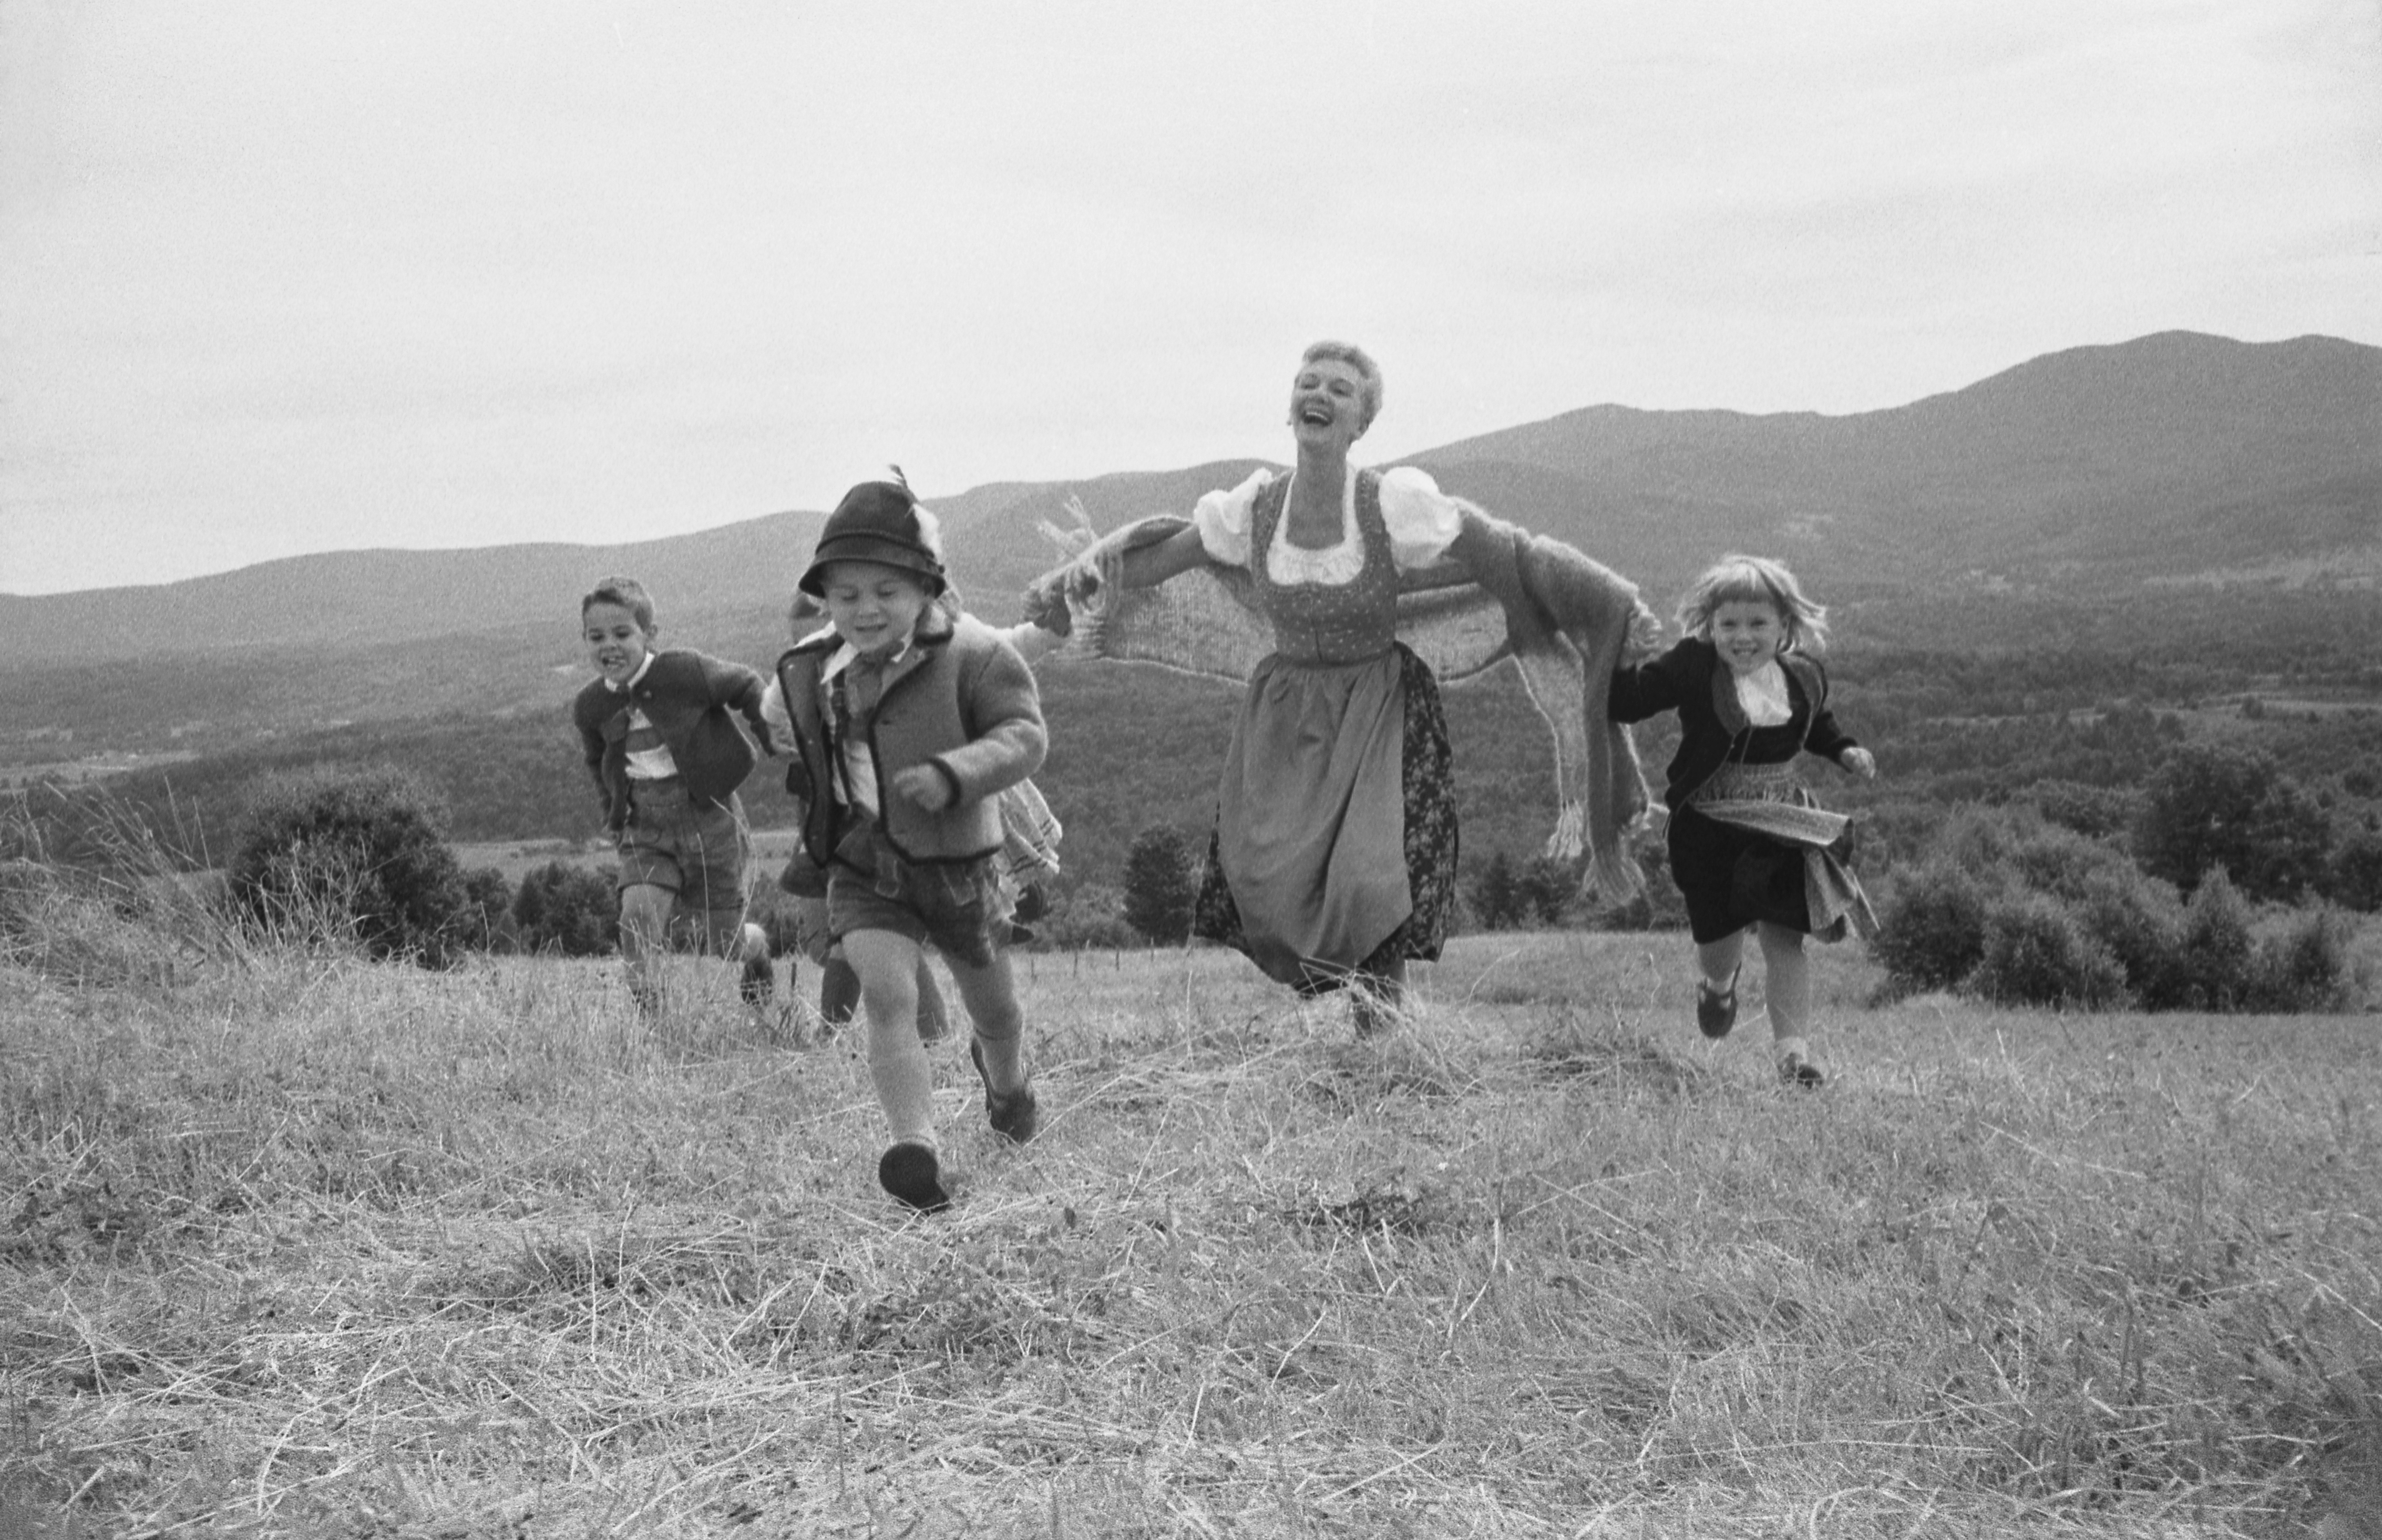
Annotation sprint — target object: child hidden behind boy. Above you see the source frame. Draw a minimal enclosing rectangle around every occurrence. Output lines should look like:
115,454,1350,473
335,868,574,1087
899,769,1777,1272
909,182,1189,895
572,576,778,1023
1608,555,1878,1086
771,475,1049,1212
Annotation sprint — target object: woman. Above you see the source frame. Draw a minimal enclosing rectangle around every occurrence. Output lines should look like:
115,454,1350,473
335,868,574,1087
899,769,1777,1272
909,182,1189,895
1038,342,1473,1029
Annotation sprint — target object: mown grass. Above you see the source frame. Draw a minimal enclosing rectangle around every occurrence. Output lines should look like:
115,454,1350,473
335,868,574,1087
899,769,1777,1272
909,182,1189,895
3,875,2380,1537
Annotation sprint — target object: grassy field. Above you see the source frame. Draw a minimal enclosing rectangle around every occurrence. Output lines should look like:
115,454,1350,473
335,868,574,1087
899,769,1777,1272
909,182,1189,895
4,892,2381,1536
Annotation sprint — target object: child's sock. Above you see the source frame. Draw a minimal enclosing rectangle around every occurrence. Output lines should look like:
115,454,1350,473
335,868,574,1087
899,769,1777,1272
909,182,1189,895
972,1030,1026,1095
866,1022,939,1151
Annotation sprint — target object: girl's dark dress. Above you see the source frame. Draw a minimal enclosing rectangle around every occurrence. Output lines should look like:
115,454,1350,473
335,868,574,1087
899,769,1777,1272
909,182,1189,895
1609,638,1862,945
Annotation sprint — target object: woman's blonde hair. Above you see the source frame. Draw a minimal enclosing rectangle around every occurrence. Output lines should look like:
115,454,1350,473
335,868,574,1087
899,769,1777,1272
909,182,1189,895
1675,553,1830,652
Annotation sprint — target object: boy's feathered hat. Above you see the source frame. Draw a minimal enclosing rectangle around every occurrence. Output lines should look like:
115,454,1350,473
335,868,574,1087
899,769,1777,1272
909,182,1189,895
798,468,947,597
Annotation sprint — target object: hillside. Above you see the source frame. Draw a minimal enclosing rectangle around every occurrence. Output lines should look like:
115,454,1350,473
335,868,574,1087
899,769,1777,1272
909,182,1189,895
5,332,2374,666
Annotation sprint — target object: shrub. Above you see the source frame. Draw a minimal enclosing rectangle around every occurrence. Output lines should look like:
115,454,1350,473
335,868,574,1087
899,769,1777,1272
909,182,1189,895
226,765,472,966
1121,826,1199,943
1469,850,1525,931
2073,865,2189,1008
2252,908,2361,1013
1970,891,2129,1009
512,860,619,957
1870,859,1995,995
455,866,519,953
2167,867,2258,1011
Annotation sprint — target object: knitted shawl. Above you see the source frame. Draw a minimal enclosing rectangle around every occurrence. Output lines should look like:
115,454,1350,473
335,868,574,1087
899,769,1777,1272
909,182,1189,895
1031,502,1652,905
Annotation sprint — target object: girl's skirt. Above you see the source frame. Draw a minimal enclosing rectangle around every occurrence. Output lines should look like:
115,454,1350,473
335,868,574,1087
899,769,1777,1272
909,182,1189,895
1194,643,1457,992
1670,761,1876,946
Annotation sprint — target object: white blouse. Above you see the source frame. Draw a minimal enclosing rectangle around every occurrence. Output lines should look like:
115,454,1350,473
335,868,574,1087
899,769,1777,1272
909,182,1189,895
1192,465,1462,586
1734,660,1793,727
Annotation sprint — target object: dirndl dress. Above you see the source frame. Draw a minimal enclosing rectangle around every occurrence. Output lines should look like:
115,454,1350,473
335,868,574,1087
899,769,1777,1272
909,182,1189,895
1189,468,1459,992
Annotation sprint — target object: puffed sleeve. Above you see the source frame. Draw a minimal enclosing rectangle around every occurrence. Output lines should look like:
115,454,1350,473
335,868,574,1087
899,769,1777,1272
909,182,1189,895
1190,468,1273,568
1378,466,1463,571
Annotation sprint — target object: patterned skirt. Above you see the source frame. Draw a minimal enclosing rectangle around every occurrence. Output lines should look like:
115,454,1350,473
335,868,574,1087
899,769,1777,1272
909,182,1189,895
1194,643,1458,992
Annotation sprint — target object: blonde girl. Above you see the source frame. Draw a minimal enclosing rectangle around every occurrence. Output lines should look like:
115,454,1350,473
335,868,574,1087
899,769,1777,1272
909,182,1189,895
1608,555,1877,1085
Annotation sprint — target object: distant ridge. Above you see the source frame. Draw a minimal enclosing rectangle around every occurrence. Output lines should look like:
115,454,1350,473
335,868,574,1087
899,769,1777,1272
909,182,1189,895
4,332,2374,663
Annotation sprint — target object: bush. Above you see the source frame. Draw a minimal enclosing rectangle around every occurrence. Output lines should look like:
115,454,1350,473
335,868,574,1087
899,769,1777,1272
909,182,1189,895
2168,867,2258,1011
1469,850,1525,931
1121,826,1199,943
512,860,619,957
2253,908,2362,1012
226,765,473,966
454,866,519,953
1870,859,1995,994
2073,865,2189,1009
1970,892,2130,1009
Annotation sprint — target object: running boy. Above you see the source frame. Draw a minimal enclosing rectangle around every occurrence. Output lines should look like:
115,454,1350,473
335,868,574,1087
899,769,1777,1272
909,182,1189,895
774,477,1048,1211
765,590,1066,1041
1608,555,1877,1086
573,576,778,1022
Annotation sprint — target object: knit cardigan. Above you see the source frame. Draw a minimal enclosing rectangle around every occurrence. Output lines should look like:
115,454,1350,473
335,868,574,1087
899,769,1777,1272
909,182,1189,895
775,609,1048,868
1026,501,1652,905
572,649,773,833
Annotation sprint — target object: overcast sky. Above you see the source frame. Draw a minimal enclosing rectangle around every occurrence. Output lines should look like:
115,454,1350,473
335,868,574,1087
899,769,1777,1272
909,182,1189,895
4,1,2377,596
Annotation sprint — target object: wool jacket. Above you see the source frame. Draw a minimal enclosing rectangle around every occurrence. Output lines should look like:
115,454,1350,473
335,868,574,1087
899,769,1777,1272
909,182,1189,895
775,609,1046,868
1023,494,1652,905
573,649,773,833
1607,638,1860,812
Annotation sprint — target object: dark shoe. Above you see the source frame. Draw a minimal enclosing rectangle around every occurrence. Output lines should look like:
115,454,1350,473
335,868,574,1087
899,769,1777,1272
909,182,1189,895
738,953,775,1008
1695,969,1739,1040
877,1142,951,1213
970,1038,1040,1144
1779,1050,1826,1089
629,979,663,1021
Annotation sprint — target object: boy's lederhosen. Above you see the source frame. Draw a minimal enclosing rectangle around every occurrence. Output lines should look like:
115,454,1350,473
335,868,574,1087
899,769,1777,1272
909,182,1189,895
616,776,752,929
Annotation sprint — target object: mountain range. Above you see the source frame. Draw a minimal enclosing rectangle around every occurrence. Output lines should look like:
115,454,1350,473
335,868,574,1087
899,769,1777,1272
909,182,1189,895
4,330,2375,671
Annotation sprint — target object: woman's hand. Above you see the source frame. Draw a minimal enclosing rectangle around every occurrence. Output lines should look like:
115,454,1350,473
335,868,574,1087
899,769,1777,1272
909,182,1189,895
892,764,957,813
1841,747,1877,780
1625,601,1666,660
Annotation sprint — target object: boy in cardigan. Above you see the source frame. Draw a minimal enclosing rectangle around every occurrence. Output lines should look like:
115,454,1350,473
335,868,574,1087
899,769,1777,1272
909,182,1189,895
573,575,779,1023
775,477,1048,1212
765,591,1066,1040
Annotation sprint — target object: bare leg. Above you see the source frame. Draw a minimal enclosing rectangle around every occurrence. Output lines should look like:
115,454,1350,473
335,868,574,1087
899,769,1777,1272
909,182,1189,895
618,883,677,1016
840,928,939,1151
947,949,1038,1142
1756,920,1811,1043
1695,930,1747,994
946,951,1026,1091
